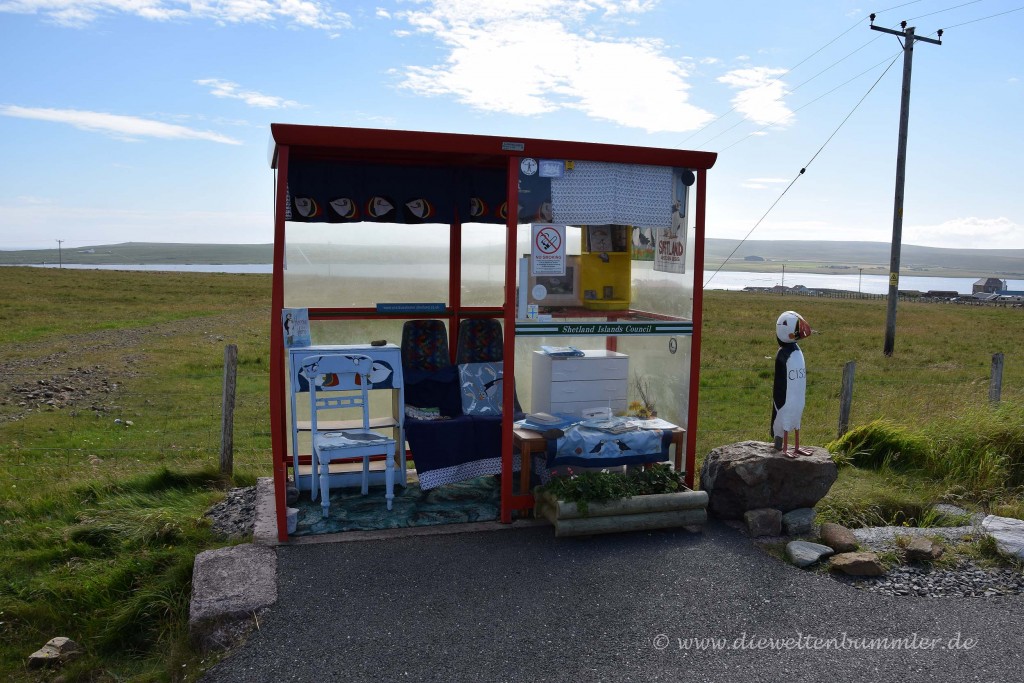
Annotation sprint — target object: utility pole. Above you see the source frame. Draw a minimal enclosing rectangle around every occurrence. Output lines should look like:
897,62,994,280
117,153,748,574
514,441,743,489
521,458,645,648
56,239,64,269
871,15,941,356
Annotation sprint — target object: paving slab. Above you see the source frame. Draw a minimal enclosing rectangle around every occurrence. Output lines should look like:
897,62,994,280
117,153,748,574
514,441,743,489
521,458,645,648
189,543,277,652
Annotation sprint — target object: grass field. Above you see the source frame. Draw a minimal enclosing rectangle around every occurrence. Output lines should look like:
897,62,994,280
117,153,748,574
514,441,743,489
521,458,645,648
1,267,1022,681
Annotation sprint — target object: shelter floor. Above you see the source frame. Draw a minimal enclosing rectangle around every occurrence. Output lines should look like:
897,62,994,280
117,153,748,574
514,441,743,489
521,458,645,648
289,474,500,536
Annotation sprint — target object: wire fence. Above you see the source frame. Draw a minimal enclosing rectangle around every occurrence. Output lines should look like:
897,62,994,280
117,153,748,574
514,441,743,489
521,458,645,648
0,366,273,489
1,351,1019,486
694,350,1019,459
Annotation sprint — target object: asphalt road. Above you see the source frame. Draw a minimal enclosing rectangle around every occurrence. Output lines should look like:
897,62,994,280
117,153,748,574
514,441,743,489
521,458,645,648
200,521,1023,683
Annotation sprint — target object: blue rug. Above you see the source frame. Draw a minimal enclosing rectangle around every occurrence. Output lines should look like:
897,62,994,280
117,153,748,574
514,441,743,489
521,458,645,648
291,476,501,536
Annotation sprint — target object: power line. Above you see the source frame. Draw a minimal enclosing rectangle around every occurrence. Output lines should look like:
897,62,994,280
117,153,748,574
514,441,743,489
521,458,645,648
678,0,931,150
719,52,902,153
677,16,867,147
689,35,886,150
942,4,1024,28
704,55,901,288
907,0,984,22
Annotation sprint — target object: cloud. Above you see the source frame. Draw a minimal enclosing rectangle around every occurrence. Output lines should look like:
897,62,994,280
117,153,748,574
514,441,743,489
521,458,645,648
394,0,713,133
196,79,301,109
718,66,792,126
739,177,791,190
0,0,351,31
905,217,1024,250
0,105,242,144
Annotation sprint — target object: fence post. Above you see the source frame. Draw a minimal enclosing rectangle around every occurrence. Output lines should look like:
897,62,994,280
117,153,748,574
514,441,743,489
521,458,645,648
837,360,856,438
989,352,1004,405
220,344,238,478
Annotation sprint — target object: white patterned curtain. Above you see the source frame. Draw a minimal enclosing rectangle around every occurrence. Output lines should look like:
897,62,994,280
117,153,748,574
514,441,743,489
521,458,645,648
550,161,673,228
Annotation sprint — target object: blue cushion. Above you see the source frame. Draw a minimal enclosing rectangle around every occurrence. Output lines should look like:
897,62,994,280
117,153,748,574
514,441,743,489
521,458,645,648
458,362,504,416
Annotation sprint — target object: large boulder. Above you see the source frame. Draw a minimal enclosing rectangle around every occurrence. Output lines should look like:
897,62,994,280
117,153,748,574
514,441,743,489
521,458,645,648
982,515,1024,559
699,441,837,519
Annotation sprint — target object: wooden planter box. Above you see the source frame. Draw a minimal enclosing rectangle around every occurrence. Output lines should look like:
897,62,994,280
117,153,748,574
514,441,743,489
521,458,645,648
535,490,708,537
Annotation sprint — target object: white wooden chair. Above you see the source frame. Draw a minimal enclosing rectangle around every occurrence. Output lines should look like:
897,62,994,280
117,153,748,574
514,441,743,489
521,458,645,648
299,353,396,517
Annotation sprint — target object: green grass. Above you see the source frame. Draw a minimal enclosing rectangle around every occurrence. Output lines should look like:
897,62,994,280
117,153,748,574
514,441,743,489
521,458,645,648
2,269,1024,680
1,267,269,682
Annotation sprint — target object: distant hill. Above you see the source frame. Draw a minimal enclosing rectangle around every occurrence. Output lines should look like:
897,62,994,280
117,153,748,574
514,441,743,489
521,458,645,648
704,239,1024,279
2,239,1021,278
0,242,273,266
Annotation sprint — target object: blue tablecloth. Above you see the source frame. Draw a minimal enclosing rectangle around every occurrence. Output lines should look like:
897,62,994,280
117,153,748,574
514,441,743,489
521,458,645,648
546,425,671,468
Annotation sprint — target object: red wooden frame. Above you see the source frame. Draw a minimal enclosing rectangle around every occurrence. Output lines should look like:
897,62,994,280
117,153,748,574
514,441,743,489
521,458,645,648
269,124,717,540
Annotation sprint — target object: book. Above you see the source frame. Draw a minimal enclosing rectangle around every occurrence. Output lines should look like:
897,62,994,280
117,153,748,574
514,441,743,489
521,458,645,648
281,308,311,348
517,412,578,432
580,417,641,434
525,412,564,425
587,225,614,252
540,345,584,357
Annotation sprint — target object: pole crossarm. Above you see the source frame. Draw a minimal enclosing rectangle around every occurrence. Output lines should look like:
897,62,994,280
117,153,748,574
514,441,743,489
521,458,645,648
870,24,942,45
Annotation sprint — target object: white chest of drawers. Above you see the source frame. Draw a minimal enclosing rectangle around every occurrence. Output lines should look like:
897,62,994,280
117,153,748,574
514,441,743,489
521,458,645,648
531,350,629,417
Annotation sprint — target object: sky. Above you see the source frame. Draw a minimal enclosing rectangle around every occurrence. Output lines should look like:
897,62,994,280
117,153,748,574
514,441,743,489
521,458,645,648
1,0,1022,251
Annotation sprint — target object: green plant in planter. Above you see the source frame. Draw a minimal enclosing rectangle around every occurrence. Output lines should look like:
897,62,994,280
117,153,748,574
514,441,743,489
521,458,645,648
535,463,687,516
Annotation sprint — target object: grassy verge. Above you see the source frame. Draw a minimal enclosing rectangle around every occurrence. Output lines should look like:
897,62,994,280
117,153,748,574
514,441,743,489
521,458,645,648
1,267,270,682
697,290,1024,539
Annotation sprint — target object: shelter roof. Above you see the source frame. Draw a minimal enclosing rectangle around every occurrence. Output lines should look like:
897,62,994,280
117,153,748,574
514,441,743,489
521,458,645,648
269,124,717,171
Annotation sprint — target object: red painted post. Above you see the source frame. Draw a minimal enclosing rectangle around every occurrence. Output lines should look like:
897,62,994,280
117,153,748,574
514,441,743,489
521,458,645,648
684,170,708,490
500,157,519,523
271,145,291,541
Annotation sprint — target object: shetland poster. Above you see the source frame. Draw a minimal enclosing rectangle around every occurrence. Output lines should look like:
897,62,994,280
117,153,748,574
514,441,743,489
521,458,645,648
654,168,689,274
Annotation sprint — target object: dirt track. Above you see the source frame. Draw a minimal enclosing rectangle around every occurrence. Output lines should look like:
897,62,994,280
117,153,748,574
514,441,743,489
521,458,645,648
0,316,225,422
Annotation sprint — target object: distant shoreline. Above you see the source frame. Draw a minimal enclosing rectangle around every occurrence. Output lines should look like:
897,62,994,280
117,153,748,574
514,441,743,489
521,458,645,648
2,239,1022,279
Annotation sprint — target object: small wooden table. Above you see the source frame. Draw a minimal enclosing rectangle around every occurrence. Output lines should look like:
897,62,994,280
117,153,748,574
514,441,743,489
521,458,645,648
514,425,686,499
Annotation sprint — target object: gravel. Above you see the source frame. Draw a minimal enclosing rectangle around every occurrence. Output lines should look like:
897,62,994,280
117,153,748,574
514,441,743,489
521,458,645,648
204,486,258,540
832,559,1024,598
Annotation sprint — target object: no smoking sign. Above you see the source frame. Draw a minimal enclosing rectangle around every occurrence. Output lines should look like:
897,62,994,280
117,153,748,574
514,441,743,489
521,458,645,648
531,223,566,276
535,227,561,254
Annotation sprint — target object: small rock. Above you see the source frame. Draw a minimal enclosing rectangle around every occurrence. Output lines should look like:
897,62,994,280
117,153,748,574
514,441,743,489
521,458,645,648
820,522,859,552
744,508,782,537
28,637,81,669
932,503,969,518
830,551,885,576
786,540,834,568
782,507,816,536
906,537,943,562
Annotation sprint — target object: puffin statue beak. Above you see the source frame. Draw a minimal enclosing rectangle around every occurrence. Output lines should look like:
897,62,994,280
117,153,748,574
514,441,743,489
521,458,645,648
797,317,811,340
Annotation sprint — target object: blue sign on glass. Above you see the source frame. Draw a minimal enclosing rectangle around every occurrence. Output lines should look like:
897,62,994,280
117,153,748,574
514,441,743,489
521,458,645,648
376,303,447,314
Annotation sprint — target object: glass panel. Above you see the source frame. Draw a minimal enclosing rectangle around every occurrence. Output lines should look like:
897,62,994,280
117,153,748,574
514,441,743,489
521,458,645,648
283,222,450,309
513,159,699,441
460,222,506,308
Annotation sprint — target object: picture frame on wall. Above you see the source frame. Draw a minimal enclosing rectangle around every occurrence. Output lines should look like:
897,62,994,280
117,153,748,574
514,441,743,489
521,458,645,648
585,225,629,253
526,256,581,306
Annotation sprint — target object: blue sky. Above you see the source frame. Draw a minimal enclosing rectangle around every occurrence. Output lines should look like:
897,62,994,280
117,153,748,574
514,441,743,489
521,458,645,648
1,0,1021,251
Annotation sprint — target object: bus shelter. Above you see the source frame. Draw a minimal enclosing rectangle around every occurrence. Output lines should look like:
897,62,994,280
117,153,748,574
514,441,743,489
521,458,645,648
268,124,717,541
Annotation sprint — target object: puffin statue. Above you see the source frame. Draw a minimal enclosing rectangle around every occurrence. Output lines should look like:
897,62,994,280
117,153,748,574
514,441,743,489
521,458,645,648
771,310,812,458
